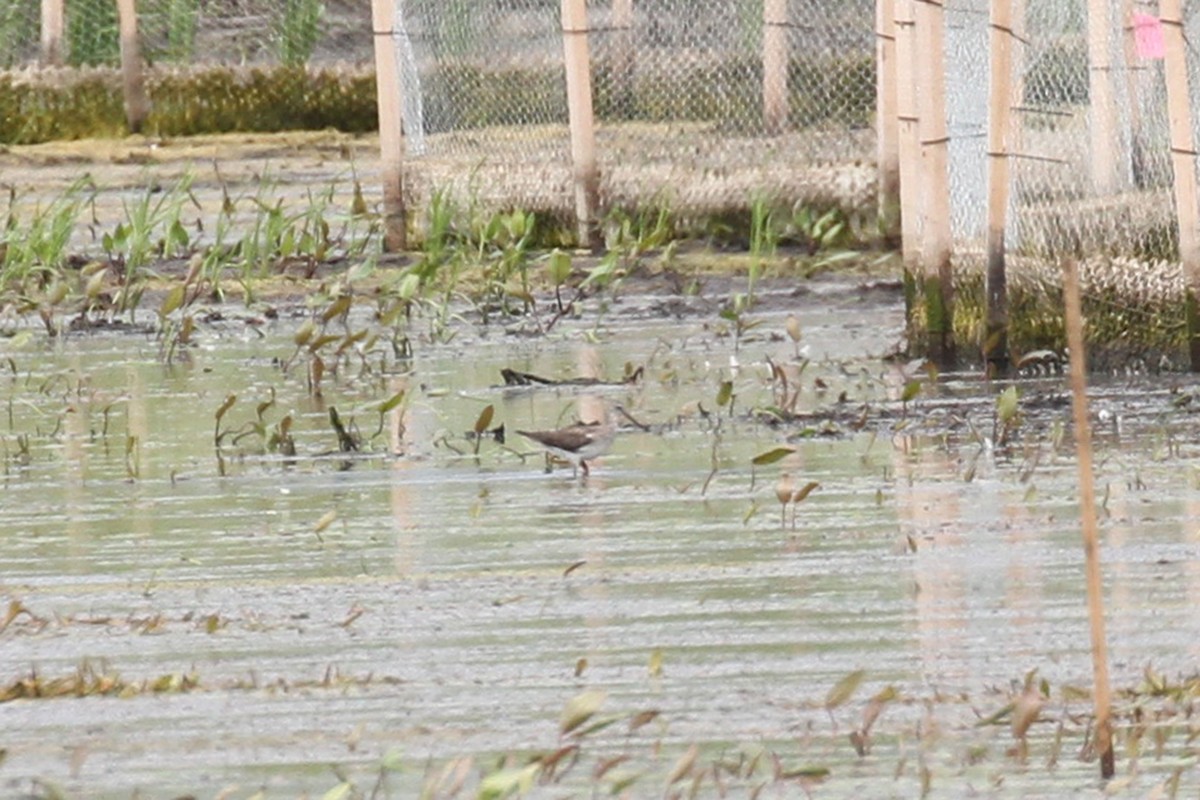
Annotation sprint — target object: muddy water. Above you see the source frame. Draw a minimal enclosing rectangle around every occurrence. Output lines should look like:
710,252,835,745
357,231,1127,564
3,281,1200,798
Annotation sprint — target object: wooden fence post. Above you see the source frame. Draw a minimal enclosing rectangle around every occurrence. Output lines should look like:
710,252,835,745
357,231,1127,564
1161,0,1200,369
115,0,150,134
1086,0,1119,194
916,0,954,365
876,0,900,243
894,0,922,277
371,0,408,251
40,0,64,65
984,0,1016,374
763,0,788,134
562,0,602,251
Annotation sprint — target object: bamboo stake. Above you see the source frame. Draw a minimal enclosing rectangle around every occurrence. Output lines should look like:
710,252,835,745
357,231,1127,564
763,0,788,134
1161,0,1200,369
40,0,63,65
915,0,954,365
1086,0,1119,193
876,0,900,243
894,0,922,276
984,0,1015,375
1062,257,1115,780
561,0,602,251
115,0,150,134
371,0,407,251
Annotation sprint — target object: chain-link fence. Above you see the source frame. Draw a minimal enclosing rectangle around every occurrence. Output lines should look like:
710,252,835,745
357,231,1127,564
6,0,1200,283
939,0,1180,263
0,0,371,69
388,0,879,230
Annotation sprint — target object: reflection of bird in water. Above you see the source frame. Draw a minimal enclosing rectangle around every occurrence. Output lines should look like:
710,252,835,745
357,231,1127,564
517,413,618,478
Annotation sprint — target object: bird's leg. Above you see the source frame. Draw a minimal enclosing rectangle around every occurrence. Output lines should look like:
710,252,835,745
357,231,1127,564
580,460,590,478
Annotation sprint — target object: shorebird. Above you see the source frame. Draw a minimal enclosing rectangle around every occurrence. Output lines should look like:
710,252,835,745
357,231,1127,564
517,410,618,478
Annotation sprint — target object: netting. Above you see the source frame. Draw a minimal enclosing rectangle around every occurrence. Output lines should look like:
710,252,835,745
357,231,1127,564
388,0,879,227
942,0,1190,269
4,0,1200,279
0,0,371,69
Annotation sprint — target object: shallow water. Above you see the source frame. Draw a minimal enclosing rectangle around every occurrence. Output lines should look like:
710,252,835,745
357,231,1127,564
3,280,1200,798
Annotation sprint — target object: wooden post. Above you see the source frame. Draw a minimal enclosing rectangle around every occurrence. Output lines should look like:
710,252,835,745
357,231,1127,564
1121,0,1149,187
115,0,150,134
916,0,954,365
984,0,1016,374
371,0,408,251
1086,0,1119,194
1062,257,1116,780
894,0,922,274
876,0,900,244
763,0,788,134
561,0,602,251
1162,0,1200,369
612,0,634,118
40,0,64,65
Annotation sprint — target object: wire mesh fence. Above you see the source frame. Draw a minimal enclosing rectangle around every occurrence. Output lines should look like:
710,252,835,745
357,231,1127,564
948,0,1178,265
3,0,1200,288
386,0,879,233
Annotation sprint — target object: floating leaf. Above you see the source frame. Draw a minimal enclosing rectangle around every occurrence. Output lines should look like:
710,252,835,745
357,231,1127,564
560,689,606,736
824,669,866,711
751,446,794,466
